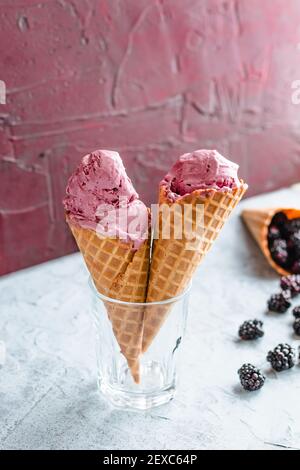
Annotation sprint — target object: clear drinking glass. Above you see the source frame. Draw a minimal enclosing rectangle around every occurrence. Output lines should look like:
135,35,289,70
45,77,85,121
89,278,191,410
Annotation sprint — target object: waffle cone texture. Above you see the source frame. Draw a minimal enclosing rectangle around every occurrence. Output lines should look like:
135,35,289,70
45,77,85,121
67,218,150,383
142,180,248,353
66,181,247,380
242,208,300,276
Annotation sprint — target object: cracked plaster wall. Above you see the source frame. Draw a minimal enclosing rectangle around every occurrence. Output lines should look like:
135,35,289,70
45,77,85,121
1,0,300,274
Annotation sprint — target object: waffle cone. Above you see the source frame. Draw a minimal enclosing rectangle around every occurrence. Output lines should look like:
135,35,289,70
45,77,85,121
242,208,300,276
142,181,248,353
67,218,150,383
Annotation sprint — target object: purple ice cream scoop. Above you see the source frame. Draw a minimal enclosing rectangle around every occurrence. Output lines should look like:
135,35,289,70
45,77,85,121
162,149,241,201
63,149,149,249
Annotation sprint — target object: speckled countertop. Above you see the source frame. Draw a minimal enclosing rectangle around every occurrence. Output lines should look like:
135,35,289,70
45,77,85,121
1,187,300,450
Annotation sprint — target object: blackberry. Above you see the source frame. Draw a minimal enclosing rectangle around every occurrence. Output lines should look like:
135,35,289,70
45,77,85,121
268,225,281,243
291,218,300,228
238,319,264,340
270,239,289,266
280,275,300,297
285,218,300,236
292,306,300,318
267,292,291,313
288,232,300,257
291,230,300,244
293,319,300,336
238,364,265,391
272,251,289,267
291,260,300,274
271,239,288,251
267,343,296,372
271,212,288,230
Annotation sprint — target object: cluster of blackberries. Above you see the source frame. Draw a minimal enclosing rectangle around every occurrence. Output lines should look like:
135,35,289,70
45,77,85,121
238,343,299,392
267,212,300,274
267,274,300,335
238,275,300,391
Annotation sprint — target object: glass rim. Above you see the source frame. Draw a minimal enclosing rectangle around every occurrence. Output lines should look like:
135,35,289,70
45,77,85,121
88,276,192,306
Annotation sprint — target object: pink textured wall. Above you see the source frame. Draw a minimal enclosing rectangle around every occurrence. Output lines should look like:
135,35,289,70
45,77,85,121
1,0,300,275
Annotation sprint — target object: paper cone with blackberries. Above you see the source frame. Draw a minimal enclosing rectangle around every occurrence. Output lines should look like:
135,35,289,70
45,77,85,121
242,208,300,276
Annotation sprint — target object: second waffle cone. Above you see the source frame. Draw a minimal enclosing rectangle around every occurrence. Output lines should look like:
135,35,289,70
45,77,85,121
142,181,248,353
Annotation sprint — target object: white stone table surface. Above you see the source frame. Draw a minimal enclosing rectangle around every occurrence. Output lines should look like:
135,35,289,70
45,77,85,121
1,186,300,450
